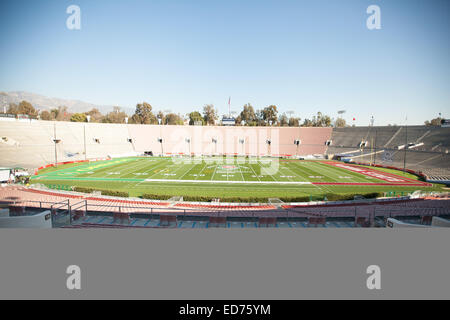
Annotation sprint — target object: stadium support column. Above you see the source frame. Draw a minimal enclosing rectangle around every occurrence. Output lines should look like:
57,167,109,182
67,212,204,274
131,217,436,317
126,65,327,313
373,129,377,166
84,125,87,161
403,118,408,172
54,123,58,167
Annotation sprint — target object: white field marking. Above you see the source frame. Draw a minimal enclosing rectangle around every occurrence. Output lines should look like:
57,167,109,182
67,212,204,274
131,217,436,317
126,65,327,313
112,158,150,179
315,162,372,184
310,162,379,193
248,163,262,182
305,162,350,193
257,160,277,182
237,164,246,182
161,160,199,180
289,162,332,193
84,159,148,191
87,158,140,178
125,158,170,188
281,162,314,185
210,162,219,181
153,160,192,179
193,162,209,181
306,162,343,183
278,163,303,183
143,179,312,185
145,160,179,179
178,162,201,180
119,158,160,188
133,158,177,187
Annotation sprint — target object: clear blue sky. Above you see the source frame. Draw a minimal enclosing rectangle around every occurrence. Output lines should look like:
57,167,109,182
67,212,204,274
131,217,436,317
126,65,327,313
1,0,449,125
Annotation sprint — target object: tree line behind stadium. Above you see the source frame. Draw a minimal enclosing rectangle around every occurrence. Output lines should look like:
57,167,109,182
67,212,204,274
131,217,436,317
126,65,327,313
3,100,445,128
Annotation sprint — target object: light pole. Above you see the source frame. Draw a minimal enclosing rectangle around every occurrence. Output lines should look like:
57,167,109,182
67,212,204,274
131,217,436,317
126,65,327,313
83,125,87,161
266,139,271,156
158,137,164,156
337,110,346,127
212,138,218,156
403,117,408,172
294,139,301,157
53,123,61,167
239,138,245,156
185,138,191,156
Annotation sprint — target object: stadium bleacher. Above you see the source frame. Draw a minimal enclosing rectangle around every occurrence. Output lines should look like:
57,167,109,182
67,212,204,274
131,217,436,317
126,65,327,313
0,120,333,168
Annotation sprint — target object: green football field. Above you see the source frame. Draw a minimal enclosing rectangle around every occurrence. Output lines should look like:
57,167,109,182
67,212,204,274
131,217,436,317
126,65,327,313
31,157,443,201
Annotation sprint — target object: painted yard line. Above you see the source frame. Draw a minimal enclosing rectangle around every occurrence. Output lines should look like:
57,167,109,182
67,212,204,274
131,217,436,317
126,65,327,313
258,160,277,182
315,164,361,186
210,162,219,181
114,158,153,179
160,160,200,179
144,159,180,179
121,158,171,188
178,162,201,180
285,162,326,192
279,162,304,182
76,158,137,175
133,159,177,187
324,161,430,186
193,162,209,181
142,179,312,185
40,158,126,178
247,162,262,182
288,162,333,188
85,159,138,179
237,163,247,182
308,162,348,183
313,162,369,184
121,159,160,189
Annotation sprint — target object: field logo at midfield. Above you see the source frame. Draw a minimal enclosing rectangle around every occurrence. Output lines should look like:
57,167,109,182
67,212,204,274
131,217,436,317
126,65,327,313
167,127,280,174
222,165,237,170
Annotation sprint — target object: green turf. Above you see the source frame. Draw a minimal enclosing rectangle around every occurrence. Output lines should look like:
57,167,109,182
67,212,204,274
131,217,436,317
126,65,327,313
31,157,444,200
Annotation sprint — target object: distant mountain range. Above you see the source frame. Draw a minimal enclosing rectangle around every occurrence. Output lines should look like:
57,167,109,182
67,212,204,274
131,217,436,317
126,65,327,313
0,91,134,115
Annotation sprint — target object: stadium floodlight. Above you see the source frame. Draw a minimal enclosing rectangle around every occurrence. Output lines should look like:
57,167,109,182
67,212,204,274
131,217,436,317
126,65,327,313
239,138,245,156
212,138,218,155
294,139,301,157
157,137,164,156
52,123,61,167
185,138,191,156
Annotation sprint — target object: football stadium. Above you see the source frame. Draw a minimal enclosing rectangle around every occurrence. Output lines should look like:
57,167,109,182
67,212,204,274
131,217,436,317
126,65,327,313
1,120,449,229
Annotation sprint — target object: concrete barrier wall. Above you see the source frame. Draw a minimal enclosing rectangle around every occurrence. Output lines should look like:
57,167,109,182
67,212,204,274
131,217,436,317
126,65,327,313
0,210,52,229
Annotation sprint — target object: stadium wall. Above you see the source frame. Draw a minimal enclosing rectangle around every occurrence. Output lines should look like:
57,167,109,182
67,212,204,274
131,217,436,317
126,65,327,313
0,120,332,169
